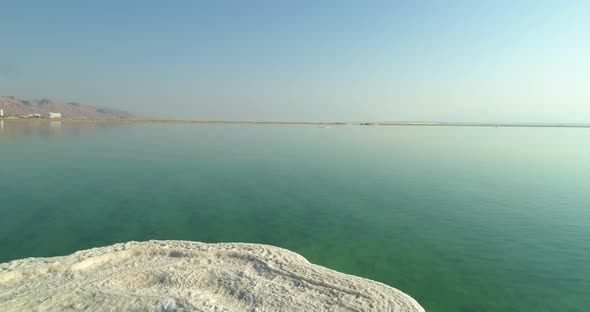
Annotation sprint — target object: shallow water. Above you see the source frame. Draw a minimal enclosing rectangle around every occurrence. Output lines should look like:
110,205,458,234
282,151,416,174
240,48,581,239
1,121,589,311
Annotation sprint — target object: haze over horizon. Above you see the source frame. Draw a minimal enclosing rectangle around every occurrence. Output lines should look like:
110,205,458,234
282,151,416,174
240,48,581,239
1,1,589,123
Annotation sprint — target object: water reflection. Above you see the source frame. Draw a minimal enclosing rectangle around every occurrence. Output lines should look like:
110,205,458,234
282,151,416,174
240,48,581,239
0,120,129,140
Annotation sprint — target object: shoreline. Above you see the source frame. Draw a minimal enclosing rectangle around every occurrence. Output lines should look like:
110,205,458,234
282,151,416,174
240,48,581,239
1,118,589,128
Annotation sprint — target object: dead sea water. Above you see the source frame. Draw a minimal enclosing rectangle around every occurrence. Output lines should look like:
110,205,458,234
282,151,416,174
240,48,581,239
0,121,589,311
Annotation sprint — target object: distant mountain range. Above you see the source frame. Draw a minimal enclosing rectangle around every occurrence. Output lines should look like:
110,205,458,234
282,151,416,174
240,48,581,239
0,96,134,119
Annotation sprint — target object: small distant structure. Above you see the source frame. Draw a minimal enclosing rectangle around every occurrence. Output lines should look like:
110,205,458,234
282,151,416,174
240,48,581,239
48,112,62,119
0,109,4,117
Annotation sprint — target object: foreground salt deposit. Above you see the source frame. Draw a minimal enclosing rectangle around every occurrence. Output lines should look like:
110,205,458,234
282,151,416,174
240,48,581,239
0,240,424,311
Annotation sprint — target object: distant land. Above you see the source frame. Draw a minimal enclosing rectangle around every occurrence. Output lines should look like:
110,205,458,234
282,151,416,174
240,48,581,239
0,96,134,119
1,96,588,128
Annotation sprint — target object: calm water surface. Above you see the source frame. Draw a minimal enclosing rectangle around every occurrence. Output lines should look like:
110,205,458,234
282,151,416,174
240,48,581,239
1,121,589,311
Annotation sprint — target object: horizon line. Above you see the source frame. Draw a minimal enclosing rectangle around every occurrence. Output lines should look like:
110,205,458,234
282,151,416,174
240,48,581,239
2,118,590,128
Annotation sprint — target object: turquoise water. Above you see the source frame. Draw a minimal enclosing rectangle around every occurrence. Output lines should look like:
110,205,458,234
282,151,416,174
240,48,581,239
1,121,589,311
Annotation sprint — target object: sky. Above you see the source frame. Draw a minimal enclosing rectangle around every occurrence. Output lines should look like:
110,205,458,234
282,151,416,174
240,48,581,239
0,0,589,122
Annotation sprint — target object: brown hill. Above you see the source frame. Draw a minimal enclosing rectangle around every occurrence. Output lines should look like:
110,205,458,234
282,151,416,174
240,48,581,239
0,96,134,119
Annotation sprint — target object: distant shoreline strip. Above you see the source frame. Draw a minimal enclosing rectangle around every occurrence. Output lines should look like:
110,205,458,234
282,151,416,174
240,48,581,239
1,118,589,128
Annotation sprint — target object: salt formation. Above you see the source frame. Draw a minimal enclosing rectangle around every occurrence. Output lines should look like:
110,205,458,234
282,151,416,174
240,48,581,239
0,240,424,311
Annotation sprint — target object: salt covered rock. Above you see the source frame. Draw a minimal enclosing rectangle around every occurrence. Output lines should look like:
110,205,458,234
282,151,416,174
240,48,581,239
0,240,424,311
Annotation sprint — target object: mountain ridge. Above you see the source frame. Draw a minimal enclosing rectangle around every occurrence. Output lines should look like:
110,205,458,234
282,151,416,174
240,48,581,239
0,96,134,119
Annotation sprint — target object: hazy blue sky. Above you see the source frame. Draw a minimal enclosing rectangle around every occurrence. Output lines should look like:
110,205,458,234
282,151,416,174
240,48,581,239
1,0,588,122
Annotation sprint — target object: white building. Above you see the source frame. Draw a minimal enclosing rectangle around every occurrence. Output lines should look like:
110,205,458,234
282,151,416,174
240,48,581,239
0,109,3,117
48,112,62,119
